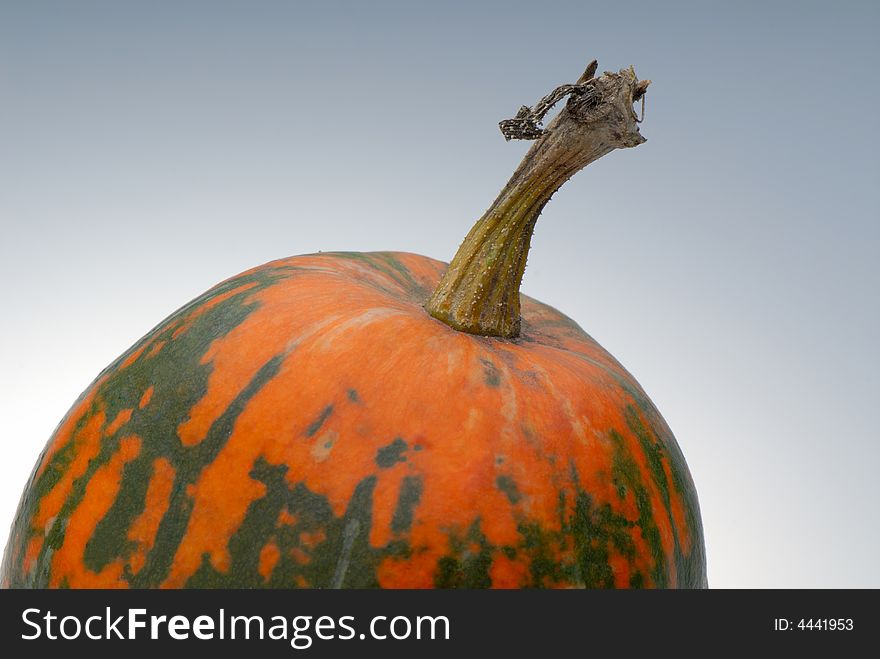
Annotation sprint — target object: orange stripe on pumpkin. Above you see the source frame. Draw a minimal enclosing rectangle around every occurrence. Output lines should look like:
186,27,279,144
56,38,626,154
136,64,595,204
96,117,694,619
119,343,150,371
174,282,352,448
34,385,101,480
34,408,107,529
391,252,447,291
277,507,298,527
377,552,437,588
127,457,175,576
258,541,281,582
22,535,44,576
49,435,142,588
299,529,326,549
138,386,154,409
488,554,530,588
105,408,133,436
144,340,166,359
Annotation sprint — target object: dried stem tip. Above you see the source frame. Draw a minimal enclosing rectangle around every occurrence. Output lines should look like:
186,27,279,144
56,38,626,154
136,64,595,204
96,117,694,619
425,61,650,338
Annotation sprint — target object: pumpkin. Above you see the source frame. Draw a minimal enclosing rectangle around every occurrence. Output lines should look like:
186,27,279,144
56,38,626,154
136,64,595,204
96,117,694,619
1,62,706,589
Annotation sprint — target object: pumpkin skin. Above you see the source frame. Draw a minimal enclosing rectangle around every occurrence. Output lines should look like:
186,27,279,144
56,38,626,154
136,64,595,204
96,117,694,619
1,251,706,588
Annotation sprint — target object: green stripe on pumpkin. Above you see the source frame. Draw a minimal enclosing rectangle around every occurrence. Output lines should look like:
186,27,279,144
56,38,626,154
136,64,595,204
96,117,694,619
8,266,291,587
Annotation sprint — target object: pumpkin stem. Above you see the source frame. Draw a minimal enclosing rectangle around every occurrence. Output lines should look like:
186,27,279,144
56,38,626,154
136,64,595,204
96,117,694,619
425,60,650,338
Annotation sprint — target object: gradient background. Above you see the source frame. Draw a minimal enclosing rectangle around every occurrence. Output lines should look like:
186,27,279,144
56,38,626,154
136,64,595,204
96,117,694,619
1,0,877,588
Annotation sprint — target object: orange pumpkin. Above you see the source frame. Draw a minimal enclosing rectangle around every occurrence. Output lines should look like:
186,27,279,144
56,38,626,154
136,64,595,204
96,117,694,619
1,62,706,588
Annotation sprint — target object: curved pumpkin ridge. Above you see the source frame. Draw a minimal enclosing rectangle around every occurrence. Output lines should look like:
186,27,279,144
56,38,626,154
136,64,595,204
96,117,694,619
493,347,656,587
619,380,702,572
259,310,455,583
517,340,693,586
539,321,702,585
483,351,539,559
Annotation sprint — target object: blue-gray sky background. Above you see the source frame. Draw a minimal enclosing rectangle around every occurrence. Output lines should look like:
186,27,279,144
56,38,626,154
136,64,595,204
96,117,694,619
1,0,877,587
